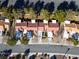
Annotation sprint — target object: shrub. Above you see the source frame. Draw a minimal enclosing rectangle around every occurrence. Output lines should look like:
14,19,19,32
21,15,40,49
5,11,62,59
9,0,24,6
7,39,17,46
42,32,47,39
72,39,79,46
16,54,21,59
22,55,25,59
20,37,29,45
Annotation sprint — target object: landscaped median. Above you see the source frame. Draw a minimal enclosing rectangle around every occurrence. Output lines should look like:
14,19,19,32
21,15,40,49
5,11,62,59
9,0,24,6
7,37,29,46
7,39,17,46
20,37,29,45
71,38,79,46
67,38,79,46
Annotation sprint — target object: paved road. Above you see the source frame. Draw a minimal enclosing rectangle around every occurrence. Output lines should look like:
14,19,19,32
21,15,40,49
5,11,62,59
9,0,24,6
0,44,79,56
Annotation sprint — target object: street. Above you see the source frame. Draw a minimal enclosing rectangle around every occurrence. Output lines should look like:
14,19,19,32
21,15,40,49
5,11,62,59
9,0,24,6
0,44,79,57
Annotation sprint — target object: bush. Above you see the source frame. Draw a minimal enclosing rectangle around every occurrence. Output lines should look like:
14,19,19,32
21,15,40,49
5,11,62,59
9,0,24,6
20,37,29,45
22,55,25,59
16,54,21,59
72,39,79,46
7,39,17,46
42,32,47,39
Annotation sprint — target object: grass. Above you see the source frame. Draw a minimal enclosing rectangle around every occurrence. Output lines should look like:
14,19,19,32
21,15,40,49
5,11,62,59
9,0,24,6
7,39,17,46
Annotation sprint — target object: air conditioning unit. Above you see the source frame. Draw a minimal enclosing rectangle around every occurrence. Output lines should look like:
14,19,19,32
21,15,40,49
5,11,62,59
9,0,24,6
16,19,21,23
31,19,35,23
43,20,48,23
64,20,70,24
52,20,56,23
5,19,9,23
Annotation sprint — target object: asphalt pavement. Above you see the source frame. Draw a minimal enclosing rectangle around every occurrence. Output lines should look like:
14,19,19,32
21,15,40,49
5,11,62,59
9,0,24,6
0,44,79,57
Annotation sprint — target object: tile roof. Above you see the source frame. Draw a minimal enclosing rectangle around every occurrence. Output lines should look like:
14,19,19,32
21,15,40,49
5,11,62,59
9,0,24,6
48,22,59,27
24,14,32,19
76,24,79,29
4,22,9,25
65,23,76,28
0,20,4,26
38,22,45,27
16,22,27,26
37,16,43,19
27,21,37,27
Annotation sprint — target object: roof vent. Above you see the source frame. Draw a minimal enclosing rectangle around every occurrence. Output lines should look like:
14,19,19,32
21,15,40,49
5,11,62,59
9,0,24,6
31,19,35,23
16,19,21,23
43,20,48,23
52,20,56,23
5,19,9,23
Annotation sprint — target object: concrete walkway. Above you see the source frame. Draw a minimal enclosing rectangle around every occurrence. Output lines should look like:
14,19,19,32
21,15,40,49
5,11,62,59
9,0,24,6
28,37,78,47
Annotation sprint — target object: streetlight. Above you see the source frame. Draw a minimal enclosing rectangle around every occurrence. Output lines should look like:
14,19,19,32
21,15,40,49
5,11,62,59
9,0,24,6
62,46,74,59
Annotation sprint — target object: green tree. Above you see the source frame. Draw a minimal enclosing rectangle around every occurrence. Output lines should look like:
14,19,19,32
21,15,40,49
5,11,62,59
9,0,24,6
40,9,50,20
66,10,78,21
24,8,36,19
53,10,66,22
2,7,18,39
50,12,54,19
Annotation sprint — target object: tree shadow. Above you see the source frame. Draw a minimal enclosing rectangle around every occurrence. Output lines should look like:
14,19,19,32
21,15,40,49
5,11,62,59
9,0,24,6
48,2,55,13
34,0,44,13
29,2,34,8
24,0,29,8
14,0,25,9
57,1,69,11
44,1,55,13
68,1,78,11
44,2,49,9
1,0,9,7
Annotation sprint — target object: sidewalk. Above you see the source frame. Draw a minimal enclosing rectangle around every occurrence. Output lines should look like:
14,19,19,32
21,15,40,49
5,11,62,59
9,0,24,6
28,37,79,47
0,36,3,44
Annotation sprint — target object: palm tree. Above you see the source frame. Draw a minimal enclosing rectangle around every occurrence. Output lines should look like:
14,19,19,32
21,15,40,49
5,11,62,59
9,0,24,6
66,10,78,21
11,9,18,39
2,7,18,39
24,7,36,19
29,8,36,19
39,9,49,38
53,10,66,22
0,7,7,29
50,12,54,19
40,8,49,20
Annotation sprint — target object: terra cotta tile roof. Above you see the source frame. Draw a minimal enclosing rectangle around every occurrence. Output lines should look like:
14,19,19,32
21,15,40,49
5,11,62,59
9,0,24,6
48,22,59,27
38,22,45,27
0,20,4,26
27,21,37,27
76,24,79,29
16,22,27,26
65,23,76,28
